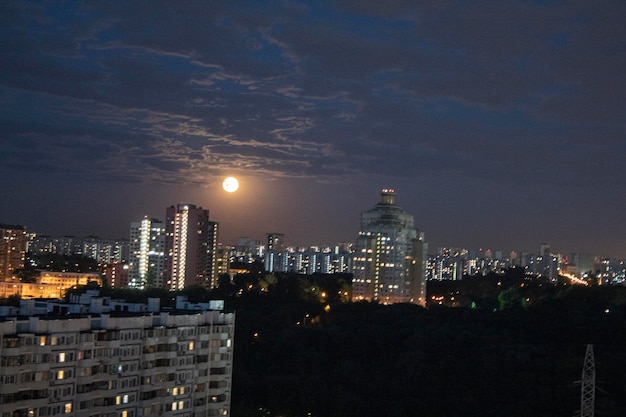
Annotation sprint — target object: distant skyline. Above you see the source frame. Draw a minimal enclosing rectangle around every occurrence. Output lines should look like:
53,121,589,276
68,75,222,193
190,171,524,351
15,191,621,260
1,1,625,258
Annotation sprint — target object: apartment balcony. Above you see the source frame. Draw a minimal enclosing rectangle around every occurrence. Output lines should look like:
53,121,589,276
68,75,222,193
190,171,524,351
207,387,229,399
3,396,48,411
10,380,50,392
1,346,26,356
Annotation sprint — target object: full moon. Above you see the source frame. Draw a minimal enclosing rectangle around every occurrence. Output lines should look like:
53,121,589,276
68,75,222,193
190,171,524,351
222,177,239,193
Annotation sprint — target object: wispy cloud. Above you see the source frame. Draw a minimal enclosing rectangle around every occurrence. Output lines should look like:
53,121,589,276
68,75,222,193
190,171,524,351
1,0,625,188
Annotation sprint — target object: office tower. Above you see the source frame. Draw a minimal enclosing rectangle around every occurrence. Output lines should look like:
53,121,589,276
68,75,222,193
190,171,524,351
264,233,285,273
352,189,427,306
0,223,27,280
129,217,166,288
163,204,219,290
0,292,234,417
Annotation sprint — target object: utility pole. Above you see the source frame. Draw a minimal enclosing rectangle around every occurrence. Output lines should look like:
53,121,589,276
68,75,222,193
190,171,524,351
580,344,595,417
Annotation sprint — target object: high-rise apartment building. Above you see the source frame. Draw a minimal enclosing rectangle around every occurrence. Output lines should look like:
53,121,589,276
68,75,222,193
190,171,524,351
0,223,27,280
28,235,129,264
264,233,285,273
0,292,234,417
129,217,166,288
352,189,427,306
163,204,219,290
569,253,595,275
81,237,129,265
105,262,131,288
206,221,220,289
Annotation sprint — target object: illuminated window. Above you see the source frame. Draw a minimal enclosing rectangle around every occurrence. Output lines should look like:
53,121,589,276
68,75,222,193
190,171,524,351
58,352,65,363
57,370,64,380
64,403,72,414
188,342,194,351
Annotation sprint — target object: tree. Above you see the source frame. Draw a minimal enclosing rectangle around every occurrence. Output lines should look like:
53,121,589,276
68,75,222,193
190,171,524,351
498,287,525,310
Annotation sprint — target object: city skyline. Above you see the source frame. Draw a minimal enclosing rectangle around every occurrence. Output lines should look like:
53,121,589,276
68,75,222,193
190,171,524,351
17,214,624,265
1,2,625,258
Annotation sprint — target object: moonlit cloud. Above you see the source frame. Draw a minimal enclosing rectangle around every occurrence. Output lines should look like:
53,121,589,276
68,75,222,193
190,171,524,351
1,0,625,256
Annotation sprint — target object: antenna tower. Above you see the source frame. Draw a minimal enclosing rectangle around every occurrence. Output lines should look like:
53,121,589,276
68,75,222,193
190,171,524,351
579,344,595,417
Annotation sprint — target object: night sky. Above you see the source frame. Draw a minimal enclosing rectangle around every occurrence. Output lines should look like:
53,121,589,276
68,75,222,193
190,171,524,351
1,1,625,258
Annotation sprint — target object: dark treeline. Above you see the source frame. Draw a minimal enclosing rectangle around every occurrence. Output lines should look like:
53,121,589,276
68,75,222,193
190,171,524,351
225,271,626,417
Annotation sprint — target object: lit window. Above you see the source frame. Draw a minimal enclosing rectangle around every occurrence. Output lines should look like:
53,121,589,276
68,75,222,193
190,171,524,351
58,352,65,363
57,370,64,380
64,403,72,414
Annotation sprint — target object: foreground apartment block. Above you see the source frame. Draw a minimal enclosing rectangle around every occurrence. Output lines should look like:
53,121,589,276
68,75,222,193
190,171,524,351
0,292,234,417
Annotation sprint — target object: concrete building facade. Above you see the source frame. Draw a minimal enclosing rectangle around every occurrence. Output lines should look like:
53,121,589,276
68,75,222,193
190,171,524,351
163,205,219,290
0,293,234,417
0,224,27,280
129,217,166,288
352,189,427,306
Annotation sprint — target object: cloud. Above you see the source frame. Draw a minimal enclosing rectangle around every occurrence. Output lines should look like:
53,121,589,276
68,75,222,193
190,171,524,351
1,0,624,192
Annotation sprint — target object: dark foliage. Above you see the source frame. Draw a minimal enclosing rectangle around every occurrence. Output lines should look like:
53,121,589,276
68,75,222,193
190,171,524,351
231,281,626,417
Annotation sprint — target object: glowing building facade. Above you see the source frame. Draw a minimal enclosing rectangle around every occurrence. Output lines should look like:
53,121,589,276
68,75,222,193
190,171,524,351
0,271,103,298
129,217,165,288
264,233,285,273
163,204,219,290
352,190,427,306
0,224,27,280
